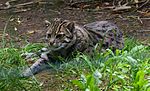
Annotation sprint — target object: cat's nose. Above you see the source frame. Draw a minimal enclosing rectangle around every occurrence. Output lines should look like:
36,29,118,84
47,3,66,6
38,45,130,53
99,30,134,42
45,33,51,41
45,37,49,42
49,38,55,45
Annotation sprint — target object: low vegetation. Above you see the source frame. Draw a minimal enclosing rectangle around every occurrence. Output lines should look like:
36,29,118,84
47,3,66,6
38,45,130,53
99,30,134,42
0,38,150,91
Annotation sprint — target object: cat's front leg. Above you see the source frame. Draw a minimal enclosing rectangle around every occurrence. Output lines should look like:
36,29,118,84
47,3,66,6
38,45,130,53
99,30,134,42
21,47,49,60
22,52,51,77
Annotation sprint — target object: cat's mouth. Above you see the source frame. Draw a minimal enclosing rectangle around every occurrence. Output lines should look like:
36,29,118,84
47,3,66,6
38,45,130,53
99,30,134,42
48,43,67,51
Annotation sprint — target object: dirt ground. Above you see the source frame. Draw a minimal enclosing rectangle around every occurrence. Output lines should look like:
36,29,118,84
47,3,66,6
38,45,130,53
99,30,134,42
0,0,149,45
0,0,149,91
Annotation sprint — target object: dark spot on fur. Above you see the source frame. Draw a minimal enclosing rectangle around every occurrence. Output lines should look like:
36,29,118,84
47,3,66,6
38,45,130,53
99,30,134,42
39,61,43,64
111,38,114,41
102,42,109,48
116,41,121,44
109,33,113,36
97,34,103,39
102,25,105,28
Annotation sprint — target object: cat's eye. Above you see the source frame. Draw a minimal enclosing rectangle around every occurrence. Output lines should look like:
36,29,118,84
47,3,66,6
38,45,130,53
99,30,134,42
56,34,64,38
46,34,51,38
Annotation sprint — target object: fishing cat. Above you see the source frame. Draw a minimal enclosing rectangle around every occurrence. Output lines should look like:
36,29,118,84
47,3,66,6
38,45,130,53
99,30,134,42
22,19,124,77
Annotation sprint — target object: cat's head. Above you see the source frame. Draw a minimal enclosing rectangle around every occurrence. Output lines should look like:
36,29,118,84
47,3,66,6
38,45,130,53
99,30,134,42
45,19,76,51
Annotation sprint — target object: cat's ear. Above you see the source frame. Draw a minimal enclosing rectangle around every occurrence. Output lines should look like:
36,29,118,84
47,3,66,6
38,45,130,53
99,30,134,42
66,22,75,32
44,20,51,27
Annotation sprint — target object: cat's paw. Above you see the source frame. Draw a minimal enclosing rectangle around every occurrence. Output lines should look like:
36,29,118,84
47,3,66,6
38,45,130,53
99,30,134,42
21,52,37,59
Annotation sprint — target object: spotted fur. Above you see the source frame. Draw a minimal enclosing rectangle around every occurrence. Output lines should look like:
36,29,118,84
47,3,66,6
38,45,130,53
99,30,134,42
45,19,124,56
22,19,124,77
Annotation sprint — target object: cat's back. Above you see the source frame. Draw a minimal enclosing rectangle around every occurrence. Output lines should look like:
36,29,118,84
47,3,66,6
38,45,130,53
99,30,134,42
84,21,124,50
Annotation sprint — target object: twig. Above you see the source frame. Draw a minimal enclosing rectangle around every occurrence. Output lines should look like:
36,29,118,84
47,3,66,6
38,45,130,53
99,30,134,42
137,16,143,24
140,18,150,20
137,0,149,10
12,8,31,13
131,0,150,12
68,1,101,8
137,30,150,32
2,16,12,48
113,6,131,11
128,0,148,5
118,0,123,6
124,0,129,6
0,1,35,10
0,1,53,10
13,1,38,8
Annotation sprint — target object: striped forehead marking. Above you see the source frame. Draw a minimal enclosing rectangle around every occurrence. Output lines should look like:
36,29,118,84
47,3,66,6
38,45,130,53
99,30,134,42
56,21,68,34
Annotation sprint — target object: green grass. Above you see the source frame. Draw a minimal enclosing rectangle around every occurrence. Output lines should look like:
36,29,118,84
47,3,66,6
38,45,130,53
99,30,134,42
0,46,43,91
0,38,150,91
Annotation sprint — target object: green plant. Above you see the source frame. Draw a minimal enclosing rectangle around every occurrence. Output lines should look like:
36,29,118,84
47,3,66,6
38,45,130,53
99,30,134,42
0,38,149,91
72,71,101,91
71,41,150,91
0,47,42,91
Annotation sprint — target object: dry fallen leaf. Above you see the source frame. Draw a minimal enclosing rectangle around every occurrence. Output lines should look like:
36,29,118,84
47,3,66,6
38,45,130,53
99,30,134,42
27,30,35,34
14,27,17,31
144,12,150,17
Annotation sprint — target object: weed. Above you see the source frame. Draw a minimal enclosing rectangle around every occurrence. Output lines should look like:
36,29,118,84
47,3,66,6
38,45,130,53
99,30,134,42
0,38,149,91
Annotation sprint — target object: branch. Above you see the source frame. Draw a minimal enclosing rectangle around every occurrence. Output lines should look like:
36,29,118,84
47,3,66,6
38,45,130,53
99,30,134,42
0,1,53,10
